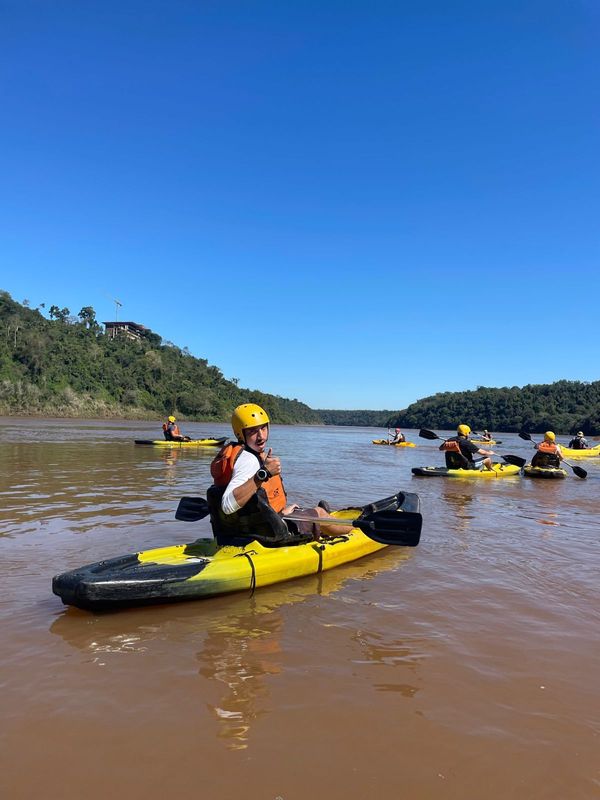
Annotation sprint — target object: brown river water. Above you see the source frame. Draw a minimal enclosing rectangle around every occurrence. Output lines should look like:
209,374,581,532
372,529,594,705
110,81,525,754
1,418,599,799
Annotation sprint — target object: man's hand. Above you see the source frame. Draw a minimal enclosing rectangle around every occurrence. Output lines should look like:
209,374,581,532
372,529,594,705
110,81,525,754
262,448,281,476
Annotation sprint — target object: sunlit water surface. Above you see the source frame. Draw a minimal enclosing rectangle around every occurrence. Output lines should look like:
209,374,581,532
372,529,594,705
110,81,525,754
1,418,599,799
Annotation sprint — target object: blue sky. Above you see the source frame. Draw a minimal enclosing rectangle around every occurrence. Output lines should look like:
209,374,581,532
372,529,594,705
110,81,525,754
1,1,599,410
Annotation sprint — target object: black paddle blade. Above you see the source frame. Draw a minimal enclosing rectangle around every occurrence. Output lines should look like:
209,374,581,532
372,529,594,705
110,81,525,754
501,454,527,469
518,432,533,442
419,429,440,440
570,464,587,480
175,496,210,521
355,509,422,547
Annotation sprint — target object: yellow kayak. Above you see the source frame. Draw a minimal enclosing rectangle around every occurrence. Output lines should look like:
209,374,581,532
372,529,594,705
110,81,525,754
471,439,496,446
558,444,600,459
135,437,227,448
52,493,422,611
412,463,521,478
372,439,416,447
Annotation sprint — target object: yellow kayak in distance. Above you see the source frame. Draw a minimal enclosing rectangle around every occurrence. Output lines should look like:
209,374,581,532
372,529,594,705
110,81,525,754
471,439,497,446
134,437,227,448
557,444,600,459
372,439,416,447
412,463,521,478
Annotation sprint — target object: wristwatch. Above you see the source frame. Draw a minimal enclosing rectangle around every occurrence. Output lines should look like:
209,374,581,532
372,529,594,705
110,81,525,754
255,466,271,484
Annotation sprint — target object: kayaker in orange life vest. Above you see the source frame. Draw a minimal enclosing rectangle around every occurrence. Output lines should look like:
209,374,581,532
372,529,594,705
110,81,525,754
531,431,564,467
162,415,191,442
207,403,352,545
439,424,495,470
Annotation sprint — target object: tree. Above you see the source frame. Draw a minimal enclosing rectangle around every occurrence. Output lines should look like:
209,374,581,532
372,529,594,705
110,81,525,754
78,306,99,331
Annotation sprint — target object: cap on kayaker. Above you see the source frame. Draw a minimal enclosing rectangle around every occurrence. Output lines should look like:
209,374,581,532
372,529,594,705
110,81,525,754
544,431,556,441
232,403,270,441
457,424,471,436
395,428,401,432
577,431,584,436
168,415,176,422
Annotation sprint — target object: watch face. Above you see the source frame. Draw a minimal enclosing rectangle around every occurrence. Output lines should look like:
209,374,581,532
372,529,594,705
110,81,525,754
257,468,268,481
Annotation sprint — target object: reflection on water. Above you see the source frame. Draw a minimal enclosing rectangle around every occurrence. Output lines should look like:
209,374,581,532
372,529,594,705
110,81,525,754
199,603,284,750
440,485,476,535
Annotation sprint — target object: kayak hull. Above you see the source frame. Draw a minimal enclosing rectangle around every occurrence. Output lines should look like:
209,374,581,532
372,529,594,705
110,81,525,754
134,438,226,448
372,440,416,447
52,501,418,611
412,464,521,478
523,465,567,479
471,439,496,446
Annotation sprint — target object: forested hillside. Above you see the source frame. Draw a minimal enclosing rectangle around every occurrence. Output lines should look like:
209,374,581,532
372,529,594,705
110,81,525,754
3,291,599,433
0,291,320,423
316,409,393,427
386,383,600,436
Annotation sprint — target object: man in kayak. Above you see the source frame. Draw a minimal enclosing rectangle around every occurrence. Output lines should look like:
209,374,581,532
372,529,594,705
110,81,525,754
163,415,191,442
531,431,564,467
439,424,495,470
568,431,588,449
481,430,493,442
389,428,406,444
207,403,351,544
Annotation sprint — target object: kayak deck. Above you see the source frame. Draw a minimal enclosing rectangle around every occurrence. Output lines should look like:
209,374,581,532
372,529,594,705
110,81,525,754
412,463,521,478
134,438,227,447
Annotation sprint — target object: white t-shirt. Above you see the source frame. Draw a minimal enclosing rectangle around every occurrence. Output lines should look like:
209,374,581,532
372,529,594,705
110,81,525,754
221,448,261,514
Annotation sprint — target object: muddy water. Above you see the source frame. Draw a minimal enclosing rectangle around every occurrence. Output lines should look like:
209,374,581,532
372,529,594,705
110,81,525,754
1,418,599,800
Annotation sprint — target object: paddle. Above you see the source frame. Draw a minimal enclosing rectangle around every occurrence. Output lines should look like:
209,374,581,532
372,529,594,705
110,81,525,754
418,429,526,469
174,494,422,547
517,432,587,479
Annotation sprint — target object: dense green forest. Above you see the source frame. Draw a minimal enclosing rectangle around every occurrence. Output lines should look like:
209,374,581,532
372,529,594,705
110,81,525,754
316,409,393,427
0,291,320,424
2,292,598,434
386,383,600,436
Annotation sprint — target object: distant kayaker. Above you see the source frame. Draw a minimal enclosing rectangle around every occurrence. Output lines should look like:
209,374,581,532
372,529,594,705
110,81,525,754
162,415,191,442
389,428,406,444
568,431,588,449
481,430,493,442
531,431,564,467
439,424,495,471
207,403,351,544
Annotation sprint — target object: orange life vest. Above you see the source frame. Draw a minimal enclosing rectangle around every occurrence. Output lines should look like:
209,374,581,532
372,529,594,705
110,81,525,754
163,422,181,437
210,443,287,513
439,440,462,454
537,441,558,455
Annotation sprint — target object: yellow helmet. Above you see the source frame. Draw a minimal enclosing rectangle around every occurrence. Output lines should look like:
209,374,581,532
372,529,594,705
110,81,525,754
544,431,556,441
168,415,176,422
231,403,270,440
457,424,471,436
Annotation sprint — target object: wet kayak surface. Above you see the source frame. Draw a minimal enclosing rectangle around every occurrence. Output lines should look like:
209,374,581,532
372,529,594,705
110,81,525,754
1,418,599,800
